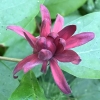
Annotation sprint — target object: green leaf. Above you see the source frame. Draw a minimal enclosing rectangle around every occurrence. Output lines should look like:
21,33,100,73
71,78,100,100
0,0,44,46
94,0,100,11
0,61,19,100
59,12,100,79
39,70,75,100
9,71,46,100
83,0,95,12
64,11,81,24
3,39,42,77
44,0,87,18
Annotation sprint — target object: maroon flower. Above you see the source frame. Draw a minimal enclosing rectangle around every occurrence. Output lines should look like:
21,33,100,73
7,4,94,94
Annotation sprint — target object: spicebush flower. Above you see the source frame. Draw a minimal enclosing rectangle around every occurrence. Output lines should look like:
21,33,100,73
7,4,94,94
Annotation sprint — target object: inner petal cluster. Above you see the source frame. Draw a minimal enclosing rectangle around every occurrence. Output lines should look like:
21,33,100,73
38,49,52,60
33,35,58,61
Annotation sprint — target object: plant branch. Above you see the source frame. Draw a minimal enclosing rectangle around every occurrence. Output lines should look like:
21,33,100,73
0,56,22,62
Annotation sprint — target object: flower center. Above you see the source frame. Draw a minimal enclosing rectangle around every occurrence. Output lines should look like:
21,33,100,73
38,49,53,60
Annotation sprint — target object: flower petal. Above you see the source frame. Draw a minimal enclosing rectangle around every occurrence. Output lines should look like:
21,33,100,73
13,54,42,78
46,37,56,54
23,57,43,73
58,25,76,40
24,32,35,48
40,20,51,37
41,61,48,73
50,58,71,94
48,32,59,39
66,32,95,49
38,49,52,60
40,4,51,25
7,25,36,41
71,59,81,65
52,14,64,33
40,4,51,37
54,50,81,64
36,37,47,52
56,38,66,53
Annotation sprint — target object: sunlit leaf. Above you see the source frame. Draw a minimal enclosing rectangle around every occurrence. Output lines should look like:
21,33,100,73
44,0,86,18
9,71,46,100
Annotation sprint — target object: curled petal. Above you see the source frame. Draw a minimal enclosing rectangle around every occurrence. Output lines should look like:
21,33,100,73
41,61,48,73
52,14,64,33
7,25,36,42
13,54,42,78
58,25,76,40
56,38,66,53
66,32,95,49
36,37,47,51
40,4,51,25
40,20,51,37
72,59,81,65
50,58,71,94
54,50,81,64
46,37,56,54
38,49,53,60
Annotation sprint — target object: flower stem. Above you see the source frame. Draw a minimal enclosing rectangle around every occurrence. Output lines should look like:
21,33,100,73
0,56,22,62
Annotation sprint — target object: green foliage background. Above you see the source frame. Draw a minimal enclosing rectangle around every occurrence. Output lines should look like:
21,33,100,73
0,0,100,100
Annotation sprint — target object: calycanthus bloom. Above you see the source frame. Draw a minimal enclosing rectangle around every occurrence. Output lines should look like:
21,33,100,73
7,4,94,94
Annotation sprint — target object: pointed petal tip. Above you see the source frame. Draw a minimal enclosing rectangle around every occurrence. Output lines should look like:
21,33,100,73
52,14,64,33
40,4,47,11
70,25,76,30
6,25,10,29
89,32,95,39
13,69,18,79
83,32,95,39
40,4,47,13
67,25,76,33
57,13,63,17
82,32,95,39
40,4,44,8
72,59,81,65
59,82,72,94
64,86,72,94
56,13,64,22
13,75,18,79
7,25,22,30
7,25,14,30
